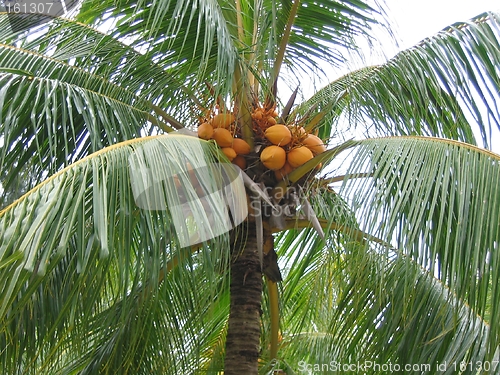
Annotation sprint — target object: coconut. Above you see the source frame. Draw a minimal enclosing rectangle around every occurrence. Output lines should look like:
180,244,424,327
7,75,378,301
260,145,286,171
252,109,263,120
232,155,247,170
274,162,294,180
212,113,235,128
213,128,233,147
302,134,326,154
264,125,292,146
197,122,214,140
232,138,251,155
221,147,237,161
266,116,277,126
287,146,314,168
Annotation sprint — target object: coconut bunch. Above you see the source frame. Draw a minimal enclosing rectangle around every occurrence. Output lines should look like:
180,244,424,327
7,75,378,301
197,111,251,170
196,104,327,182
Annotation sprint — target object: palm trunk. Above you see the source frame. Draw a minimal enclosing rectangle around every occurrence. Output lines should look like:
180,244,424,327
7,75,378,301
224,223,262,374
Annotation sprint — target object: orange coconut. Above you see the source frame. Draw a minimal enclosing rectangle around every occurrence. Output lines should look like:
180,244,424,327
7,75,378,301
264,125,292,146
212,128,233,147
266,116,277,126
302,134,326,155
221,147,237,161
287,146,314,168
260,145,286,171
212,113,235,128
197,122,214,140
274,162,294,180
232,138,252,155
232,155,247,170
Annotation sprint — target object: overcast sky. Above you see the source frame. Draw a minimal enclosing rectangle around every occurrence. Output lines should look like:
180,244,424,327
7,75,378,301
386,0,500,50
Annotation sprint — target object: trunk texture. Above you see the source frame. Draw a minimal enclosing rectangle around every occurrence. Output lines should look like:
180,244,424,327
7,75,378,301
224,224,262,374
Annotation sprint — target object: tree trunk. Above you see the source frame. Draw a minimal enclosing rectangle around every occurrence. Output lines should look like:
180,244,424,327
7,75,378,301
224,223,262,374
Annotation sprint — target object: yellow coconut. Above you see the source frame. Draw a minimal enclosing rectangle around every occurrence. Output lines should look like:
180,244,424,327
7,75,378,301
266,116,277,126
221,147,237,161
302,134,326,154
232,155,247,170
213,128,233,147
260,145,286,171
197,122,214,140
212,113,235,128
252,109,263,120
274,162,294,180
264,125,292,146
287,146,314,168
232,138,252,155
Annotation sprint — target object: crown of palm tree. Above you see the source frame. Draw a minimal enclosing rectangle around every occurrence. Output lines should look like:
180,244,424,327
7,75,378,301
1,1,500,374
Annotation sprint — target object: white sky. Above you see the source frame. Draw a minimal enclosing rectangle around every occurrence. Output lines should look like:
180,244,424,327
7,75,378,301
387,0,500,51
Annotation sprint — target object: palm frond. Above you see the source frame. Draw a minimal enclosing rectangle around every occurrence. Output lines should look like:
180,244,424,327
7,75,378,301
277,228,493,374
0,135,242,374
297,12,500,149
0,14,201,205
261,136,500,371
77,0,238,97
76,0,387,98
336,136,500,355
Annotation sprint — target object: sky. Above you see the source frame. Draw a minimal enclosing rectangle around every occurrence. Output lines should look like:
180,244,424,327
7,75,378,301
386,0,500,51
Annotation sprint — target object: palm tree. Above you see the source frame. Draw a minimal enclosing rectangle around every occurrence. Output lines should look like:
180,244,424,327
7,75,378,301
1,1,500,373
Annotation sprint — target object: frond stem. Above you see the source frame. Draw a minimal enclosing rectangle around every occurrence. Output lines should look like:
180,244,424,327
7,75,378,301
272,0,300,85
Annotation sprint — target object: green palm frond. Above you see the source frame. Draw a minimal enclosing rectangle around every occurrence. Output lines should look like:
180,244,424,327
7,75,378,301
277,229,492,374
0,14,203,204
76,0,386,94
261,136,500,372
0,135,242,374
338,137,500,351
297,12,500,149
77,0,238,96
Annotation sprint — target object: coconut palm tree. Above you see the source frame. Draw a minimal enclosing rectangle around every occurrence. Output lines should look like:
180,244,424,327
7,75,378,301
1,0,500,373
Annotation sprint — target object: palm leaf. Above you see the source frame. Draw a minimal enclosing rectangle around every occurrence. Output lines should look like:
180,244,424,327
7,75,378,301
337,136,500,354
77,0,238,96
76,0,387,97
296,12,500,149
0,14,202,205
277,230,492,374
259,136,500,372
0,135,244,374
